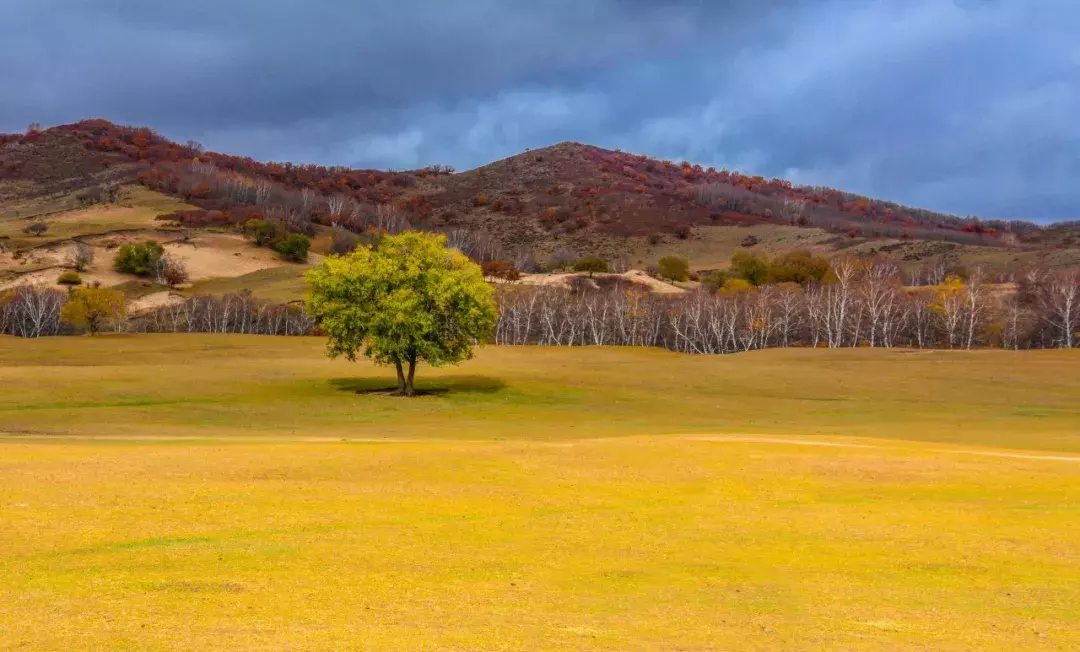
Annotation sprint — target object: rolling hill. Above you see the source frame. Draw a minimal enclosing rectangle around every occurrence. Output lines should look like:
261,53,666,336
2,119,1079,303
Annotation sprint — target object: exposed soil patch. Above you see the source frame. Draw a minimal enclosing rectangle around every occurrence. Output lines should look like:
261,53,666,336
517,269,684,294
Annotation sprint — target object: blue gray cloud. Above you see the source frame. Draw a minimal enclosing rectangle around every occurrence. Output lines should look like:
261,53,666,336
1,0,1076,221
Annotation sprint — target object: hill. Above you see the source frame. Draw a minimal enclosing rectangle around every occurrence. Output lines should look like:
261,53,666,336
2,119,1079,303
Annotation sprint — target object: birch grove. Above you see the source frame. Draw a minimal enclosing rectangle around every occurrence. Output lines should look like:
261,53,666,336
1,259,1077,350
492,261,1080,353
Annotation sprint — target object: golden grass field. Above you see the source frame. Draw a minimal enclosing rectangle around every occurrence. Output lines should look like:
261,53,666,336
1,336,1078,650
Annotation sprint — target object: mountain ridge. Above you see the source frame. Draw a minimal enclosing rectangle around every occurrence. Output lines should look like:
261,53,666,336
3,120,1078,268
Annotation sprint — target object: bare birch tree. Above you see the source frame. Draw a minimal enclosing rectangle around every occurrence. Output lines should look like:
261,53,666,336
1038,269,1080,348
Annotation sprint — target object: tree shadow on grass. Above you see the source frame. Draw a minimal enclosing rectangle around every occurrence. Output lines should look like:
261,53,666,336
329,375,506,397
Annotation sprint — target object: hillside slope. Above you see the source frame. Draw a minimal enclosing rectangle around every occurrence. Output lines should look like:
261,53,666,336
2,120,1079,302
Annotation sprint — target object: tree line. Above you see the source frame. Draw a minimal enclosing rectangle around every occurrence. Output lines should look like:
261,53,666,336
495,260,1079,352
4,256,1076,352
0,287,312,338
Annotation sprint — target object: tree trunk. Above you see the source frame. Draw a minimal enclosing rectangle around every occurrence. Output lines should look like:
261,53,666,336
394,360,406,394
404,359,417,396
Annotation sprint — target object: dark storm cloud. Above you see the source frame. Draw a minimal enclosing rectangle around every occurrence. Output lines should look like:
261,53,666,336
1,0,1077,221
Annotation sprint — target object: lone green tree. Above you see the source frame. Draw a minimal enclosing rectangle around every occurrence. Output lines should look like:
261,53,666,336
305,231,498,396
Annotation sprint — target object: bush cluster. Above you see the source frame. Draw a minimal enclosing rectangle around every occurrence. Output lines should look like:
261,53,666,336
573,255,610,276
114,241,165,276
274,233,311,262
57,270,82,286
481,260,521,282
703,250,832,291
243,219,310,262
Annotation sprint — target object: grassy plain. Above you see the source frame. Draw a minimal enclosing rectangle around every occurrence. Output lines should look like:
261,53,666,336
1,336,1078,649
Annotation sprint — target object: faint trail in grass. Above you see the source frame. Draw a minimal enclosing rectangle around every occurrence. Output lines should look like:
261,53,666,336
934,450,1080,463
5,430,1080,463
0,397,230,411
686,435,1080,463
684,436,877,448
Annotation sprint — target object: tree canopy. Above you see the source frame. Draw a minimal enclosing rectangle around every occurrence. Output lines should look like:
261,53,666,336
61,286,126,335
657,255,689,282
305,231,497,396
573,255,610,276
113,241,164,276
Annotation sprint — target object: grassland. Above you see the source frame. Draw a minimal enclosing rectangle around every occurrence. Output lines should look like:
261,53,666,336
187,265,310,303
0,186,193,248
623,223,1080,276
1,336,1078,649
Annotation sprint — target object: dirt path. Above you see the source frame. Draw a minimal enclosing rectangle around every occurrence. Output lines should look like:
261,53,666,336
684,436,878,448
3,430,1079,462
686,434,1080,462
517,270,685,294
934,449,1080,463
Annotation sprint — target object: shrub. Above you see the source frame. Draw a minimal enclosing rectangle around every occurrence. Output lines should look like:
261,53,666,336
514,251,542,274
159,209,235,228
700,270,730,294
244,219,281,247
24,222,48,237
657,256,690,282
75,186,105,207
546,247,578,271
573,255,610,276
730,250,769,286
57,271,82,286
68,241,94,271
160,256,189,287
330,227,360,255
391,173,415,187
720,278,755,296
481,260,521,282
673,224,692,240
275,234,310,262
114,241,164,276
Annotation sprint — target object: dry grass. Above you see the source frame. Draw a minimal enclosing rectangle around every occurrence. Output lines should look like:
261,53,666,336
624,224,1080,275
0,186,193,248
1,337,1078,650
627,223,837,269
186,265,311,303
3,436,1078,650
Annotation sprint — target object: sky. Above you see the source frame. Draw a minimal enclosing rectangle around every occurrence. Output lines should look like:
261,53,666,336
2,0,1077,222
